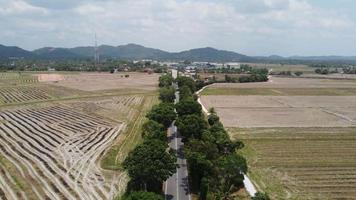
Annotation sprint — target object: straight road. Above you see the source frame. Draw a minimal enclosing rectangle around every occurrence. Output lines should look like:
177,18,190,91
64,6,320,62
164,87,191,200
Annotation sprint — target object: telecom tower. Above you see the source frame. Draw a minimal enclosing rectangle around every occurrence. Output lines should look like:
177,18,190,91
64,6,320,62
94,33,100,67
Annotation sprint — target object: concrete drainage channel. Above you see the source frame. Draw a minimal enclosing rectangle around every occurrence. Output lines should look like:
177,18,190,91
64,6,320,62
196,86,258,197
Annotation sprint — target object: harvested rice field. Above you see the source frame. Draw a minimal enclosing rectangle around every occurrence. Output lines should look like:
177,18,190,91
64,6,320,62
199,76,356,199
39,72,159,92
231,127,356,200
201,95,356,127
0,72,159,200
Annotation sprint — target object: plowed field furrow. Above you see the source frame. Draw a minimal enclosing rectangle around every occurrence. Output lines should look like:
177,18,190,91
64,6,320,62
1,112,62,146
0,105,125,199
50,107,112,126
0,125,77,199
78,129,107,151
0,132,62,200
12,110,67,142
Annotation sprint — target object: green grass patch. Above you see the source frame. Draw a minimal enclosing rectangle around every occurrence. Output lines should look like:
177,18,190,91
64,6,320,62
101,95,158,170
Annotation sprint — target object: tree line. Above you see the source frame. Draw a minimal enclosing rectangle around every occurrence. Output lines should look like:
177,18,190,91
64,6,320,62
122,74,270,199
121,74,177,200
174,76,270,199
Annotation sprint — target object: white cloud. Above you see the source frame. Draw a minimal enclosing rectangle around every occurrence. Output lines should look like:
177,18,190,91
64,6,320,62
0,0,355,56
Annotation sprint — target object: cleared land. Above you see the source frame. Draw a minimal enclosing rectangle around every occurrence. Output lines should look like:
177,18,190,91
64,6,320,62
0,72,158,200
231,127,356,200
201,77,356,128
201,96,356,127
200,76,356,199
40,72,159,92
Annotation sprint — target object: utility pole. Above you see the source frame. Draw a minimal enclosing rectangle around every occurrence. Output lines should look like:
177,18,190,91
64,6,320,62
94,33,100,69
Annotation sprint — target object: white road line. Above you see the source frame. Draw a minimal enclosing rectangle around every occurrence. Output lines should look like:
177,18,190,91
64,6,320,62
164,181,168,200
175,130,179,200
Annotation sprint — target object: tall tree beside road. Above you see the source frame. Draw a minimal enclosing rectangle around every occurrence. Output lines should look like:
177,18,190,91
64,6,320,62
159,86,176,103
146,103,176,128
179,85,193,101
122,191,164,200
176,76,197,92
176,114,207,139
159,74,174,88
174,76,248,199
141,120,166,141
123,139,177,193
175,99,202,116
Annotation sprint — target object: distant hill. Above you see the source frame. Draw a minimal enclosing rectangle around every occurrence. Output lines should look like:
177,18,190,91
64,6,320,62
69,44,170,59
33,47,82,59
41,44,252,61
170,47,251,62
0,43,356,63
0,44,34,59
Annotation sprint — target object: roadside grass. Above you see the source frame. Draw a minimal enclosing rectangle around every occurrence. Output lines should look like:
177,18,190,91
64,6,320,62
202,87,356,96
101,95,159,170
229,127,356,199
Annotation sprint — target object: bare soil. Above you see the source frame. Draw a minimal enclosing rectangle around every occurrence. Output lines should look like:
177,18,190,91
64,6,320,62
43,72,159,91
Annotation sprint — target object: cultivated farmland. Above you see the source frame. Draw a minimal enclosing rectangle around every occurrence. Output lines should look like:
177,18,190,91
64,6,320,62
0,72,159,200
200,76,356,199
40,72,159,92
0,105,123,199
230,127,356,199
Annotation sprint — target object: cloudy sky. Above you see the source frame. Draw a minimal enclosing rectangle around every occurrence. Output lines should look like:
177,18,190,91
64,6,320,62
0,0,355,56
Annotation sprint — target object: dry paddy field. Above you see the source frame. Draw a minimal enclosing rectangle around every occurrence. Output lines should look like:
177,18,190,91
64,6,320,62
0,72,159,200
200,77,356,199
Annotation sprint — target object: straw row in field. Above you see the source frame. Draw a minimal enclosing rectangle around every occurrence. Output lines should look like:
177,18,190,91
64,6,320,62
233,127,356,199
0,73,38,84
0,87,51,104
0,106,123,200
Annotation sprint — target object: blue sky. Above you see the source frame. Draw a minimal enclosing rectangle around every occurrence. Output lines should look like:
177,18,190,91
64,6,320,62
0,0,355,56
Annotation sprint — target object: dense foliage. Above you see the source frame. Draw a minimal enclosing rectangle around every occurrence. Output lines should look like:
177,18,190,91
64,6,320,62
122,73,177,199
175,76,248,199
123,139,177,192
159,86,175,103
176,76,197,92
158,74,174,87
146,103,176,128
121,191,164,200
0,59,167,72
251,192,270,200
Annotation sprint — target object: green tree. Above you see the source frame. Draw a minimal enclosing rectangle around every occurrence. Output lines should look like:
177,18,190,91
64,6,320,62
179,85,193,101
159,86,176,103
294,71,303,76
208,114,220,126
176,76,196,92
147,103,176,128
121,191,163,200
185,139,216,191
123,139,177,192
141,120,166,141
175,99,202,116
214,154,247,198
159,74,173,88
176,114,207,139
252,192,270,200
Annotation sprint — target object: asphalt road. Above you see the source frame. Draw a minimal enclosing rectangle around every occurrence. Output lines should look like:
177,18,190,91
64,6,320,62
164,88,191,200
